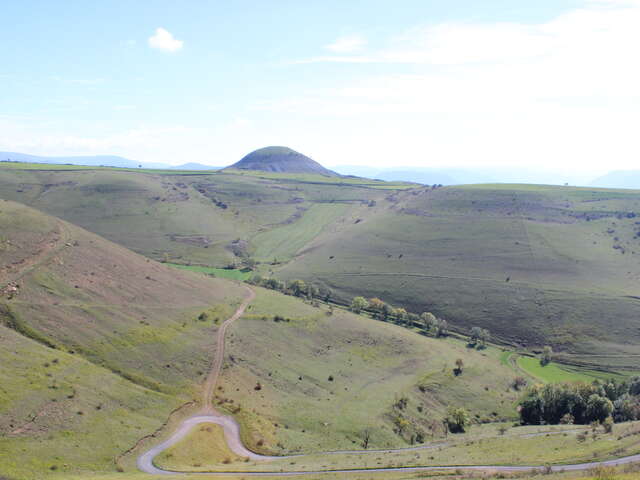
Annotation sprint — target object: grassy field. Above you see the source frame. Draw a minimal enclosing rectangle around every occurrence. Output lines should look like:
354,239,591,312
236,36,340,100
155,423,247,469
0,200,247,480
166,263,252,281
252,203,350,262
214,287,524,457
516,356,630,383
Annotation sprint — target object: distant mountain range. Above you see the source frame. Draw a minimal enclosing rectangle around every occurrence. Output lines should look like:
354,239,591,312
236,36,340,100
590,170,640,190
0,152,221,170
3,150,639,188
333,165,605,187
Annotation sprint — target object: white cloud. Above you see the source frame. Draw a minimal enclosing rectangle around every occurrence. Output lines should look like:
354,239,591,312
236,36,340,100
324,34,367,53
148,28,183,53
267,0,640,171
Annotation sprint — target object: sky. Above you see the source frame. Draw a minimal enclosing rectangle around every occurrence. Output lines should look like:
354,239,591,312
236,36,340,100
1,0,639,172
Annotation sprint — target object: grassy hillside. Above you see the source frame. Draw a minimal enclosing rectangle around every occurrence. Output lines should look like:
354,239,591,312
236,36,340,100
3,162,640,361
0,200,246,479
0,164,399,268
217,287,524,456
277,184,640,363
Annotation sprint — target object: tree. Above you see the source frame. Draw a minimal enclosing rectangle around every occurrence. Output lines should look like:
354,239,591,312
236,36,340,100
420,312,437,332
241,257,257,270
323,288,333,303
368,298,386,318
394,307,408,324
478,328,490,347
445,407,470,433
540,346,553,366
586,394,614,423
350,296,369,314
512,376,527,391
289,279,307,297
435,318,449,337
454,358,464,376
361,428,371,449
470,326,483,345
382,303,394,321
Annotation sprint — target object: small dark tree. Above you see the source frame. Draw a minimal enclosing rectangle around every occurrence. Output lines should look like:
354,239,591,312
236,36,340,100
540,346,553,366
454,358,464,376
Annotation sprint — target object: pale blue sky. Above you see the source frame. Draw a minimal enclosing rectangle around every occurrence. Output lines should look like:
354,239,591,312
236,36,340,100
2,0,639,171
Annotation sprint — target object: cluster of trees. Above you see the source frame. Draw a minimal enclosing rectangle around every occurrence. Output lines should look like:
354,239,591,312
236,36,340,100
247,277,480,343
350,296,450,337
519,378,640,426
469,326,490,348
246,276,332,302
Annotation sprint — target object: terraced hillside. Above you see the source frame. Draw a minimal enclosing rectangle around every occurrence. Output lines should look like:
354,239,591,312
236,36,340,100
0,200,246,479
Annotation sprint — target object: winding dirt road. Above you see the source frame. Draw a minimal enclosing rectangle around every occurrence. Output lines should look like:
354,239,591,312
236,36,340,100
137,286,640,476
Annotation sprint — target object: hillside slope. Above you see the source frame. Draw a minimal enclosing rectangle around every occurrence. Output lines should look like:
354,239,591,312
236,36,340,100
277,184,640,362
0,165,386,266
0,199,246,479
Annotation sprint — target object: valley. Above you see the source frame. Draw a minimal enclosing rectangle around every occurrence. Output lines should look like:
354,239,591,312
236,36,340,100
2,162,640,480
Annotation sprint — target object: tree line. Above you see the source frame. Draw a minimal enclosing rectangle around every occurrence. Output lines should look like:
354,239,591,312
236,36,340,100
519,377,640,426
246,276,492,347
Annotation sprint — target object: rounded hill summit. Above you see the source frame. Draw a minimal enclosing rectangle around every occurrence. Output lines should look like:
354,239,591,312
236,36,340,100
227,146,338,176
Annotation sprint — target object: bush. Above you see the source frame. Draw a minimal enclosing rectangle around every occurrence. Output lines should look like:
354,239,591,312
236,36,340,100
445,407,470,433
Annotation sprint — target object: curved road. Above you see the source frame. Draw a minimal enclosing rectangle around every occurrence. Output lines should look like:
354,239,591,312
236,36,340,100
138,286,640,476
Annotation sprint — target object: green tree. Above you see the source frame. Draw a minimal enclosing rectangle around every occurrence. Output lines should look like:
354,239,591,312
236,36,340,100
540,346,553,366
479,328,490,347
394,307,408,324
350,296,369,314
435,318,449,337
445,407,470,433
289,279,307,297
586,394,614,423
368,298,386,318
420,312,437,332
470,326,482,345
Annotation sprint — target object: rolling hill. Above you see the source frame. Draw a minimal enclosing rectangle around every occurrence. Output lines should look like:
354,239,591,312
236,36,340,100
226,146,338,176
0,198,531,479
275,183,640,363
2,161,640,364
0,199,247,479
0,151,169,169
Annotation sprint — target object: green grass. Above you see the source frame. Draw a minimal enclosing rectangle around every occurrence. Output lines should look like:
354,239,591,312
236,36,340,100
0,323,181,480
155,423,247,469
166,263,251,281
217,287,523,457
0,201,247,479
516,356,628,383
276,184,640,363
252,203,350,262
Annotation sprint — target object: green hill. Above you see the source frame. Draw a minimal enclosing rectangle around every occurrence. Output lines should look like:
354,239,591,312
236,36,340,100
0,199,247,479
226,146,338,176
276,184,640,364
2,162,640,364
